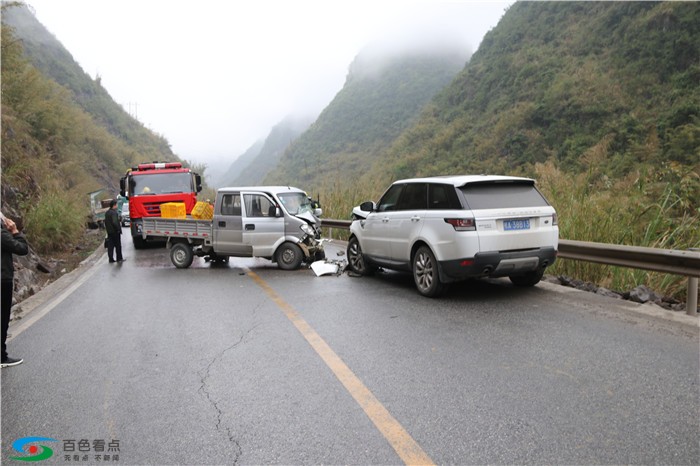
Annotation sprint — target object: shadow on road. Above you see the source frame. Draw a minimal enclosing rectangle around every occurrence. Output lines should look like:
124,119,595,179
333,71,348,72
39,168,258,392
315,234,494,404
365,268,545,302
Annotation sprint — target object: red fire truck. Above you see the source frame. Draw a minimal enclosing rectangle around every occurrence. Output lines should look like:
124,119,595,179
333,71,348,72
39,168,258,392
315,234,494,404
119,162,202,248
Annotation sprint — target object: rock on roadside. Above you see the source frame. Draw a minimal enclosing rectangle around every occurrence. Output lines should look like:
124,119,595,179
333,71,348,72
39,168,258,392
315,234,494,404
552,275,688,312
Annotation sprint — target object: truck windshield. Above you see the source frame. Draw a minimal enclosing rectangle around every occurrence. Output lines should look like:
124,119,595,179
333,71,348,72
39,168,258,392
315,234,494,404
278,193,313,215
130,173,193,195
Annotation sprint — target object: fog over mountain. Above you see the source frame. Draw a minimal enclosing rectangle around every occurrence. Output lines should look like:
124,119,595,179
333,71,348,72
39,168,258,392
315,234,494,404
25,0,509,168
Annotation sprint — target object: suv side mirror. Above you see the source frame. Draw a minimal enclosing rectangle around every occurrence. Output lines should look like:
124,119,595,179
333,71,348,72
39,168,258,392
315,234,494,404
275,207,283,218
360,201,375,212
313,208,323,217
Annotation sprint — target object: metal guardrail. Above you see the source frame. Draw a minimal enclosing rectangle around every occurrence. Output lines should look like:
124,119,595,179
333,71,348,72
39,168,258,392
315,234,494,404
321,219,355,229
558,240,700,277
320,219,700,315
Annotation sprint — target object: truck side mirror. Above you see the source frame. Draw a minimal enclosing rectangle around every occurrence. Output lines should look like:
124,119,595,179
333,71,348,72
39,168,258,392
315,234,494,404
119,177,127,198
195,174,202,193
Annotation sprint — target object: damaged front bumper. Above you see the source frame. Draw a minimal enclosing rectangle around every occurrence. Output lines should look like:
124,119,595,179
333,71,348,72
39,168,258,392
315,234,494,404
298,236,327,261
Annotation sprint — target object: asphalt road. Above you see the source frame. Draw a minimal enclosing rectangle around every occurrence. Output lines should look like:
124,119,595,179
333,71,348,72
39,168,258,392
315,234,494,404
2,229,699,465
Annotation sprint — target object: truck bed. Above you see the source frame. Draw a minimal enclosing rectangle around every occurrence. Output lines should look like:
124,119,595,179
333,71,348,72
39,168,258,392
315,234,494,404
141,217,213,239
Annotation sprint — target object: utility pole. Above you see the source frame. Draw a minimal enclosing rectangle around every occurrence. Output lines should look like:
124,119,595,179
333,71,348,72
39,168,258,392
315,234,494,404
126,102,139,120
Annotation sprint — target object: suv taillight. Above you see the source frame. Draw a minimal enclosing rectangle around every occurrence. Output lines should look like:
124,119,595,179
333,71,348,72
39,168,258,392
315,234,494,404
552,213,558,226
444,218,476,231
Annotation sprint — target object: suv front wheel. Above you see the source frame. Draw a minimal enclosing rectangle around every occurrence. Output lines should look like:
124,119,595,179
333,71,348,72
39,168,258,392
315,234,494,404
347,237,375,275
413,246,444,297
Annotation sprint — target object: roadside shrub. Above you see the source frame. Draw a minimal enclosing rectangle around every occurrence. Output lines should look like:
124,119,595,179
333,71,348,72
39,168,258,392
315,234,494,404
24,191,85,253
536,160,699,299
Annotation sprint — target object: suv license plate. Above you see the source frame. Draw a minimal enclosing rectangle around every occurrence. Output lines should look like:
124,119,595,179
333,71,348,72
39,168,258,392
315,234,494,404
504,219,530,231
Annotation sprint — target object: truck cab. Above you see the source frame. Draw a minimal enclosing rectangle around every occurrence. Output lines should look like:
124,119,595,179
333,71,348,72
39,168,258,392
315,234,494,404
120,162,202,248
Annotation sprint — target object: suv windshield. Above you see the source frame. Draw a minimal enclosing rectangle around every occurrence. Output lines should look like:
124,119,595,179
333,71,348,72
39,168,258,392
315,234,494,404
460,182,550,209
278,193,313,215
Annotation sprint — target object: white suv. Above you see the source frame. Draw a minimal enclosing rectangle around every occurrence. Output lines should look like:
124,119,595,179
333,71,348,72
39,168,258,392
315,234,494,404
347,175,559,297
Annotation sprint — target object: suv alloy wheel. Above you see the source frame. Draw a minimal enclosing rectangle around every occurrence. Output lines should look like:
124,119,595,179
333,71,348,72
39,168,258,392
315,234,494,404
413,246,444,297
347,236,375,275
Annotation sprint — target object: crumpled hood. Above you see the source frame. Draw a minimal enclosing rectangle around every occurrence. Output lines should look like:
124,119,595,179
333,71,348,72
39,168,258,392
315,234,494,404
295,211,319,226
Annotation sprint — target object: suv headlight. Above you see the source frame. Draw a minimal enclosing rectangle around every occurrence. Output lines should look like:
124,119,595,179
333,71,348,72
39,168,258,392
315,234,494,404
300,224,315,236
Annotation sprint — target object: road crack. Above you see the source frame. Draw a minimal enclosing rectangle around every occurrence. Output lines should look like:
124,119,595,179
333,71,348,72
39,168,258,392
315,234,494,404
198,320,260,465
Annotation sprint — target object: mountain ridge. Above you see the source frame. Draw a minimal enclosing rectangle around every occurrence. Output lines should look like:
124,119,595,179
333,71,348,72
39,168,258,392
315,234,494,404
217,115,314,188
264,47,470,187
377,1,699,180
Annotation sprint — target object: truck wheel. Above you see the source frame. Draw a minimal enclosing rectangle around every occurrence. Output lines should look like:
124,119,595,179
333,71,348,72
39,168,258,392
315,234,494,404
133,236,146,250
170,243,194,269
276,242,303,270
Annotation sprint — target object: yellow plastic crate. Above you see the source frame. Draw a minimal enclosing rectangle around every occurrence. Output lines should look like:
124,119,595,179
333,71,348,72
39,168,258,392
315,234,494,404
191,201,214,220
160,202,186,219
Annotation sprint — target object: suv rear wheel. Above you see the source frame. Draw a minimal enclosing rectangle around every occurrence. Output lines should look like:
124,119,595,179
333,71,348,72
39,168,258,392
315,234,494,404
413,246,444,297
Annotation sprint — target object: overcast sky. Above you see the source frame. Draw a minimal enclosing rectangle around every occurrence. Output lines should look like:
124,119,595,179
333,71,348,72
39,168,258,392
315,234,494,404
27,0,511,170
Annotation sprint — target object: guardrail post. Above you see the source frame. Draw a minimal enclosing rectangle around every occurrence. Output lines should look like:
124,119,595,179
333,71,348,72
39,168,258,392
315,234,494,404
688,277,699,316
688,248,699,316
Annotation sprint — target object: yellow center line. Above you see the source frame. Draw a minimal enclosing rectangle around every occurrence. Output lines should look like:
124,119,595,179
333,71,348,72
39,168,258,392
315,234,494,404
246,269,435,466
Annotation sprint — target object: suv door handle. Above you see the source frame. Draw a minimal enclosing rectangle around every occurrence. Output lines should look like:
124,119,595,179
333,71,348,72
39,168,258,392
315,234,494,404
410,216,421,222
245,224,255,231
382,217,390,223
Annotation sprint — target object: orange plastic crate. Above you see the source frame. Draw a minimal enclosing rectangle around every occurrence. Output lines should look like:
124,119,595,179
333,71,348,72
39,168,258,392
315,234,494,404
191,201,214,220
160,202,186,219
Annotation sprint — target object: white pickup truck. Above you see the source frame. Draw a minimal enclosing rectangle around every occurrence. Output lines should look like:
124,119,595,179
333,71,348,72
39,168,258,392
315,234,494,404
142,186,325,270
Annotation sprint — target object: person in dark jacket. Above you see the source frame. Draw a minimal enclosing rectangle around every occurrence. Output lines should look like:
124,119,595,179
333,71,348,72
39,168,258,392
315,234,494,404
105,200,124,263
1,214,29,368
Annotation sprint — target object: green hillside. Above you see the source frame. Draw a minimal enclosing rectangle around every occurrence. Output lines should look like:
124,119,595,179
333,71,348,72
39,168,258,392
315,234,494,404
379,1,699,180
264,47,469,187
1,2,181,252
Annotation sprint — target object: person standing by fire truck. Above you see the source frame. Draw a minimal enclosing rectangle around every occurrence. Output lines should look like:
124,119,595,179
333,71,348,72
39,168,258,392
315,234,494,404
105,200,124,263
